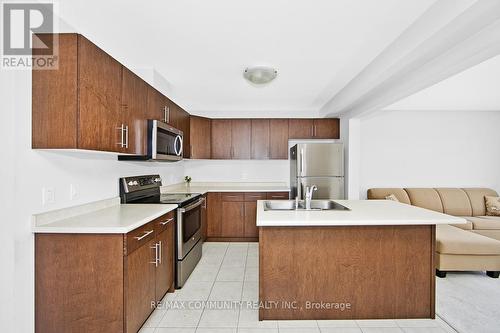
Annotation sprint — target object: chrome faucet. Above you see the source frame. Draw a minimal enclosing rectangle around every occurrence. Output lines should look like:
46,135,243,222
305,185,318,210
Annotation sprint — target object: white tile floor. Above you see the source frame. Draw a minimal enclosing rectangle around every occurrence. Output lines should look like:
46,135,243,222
140,242,457,333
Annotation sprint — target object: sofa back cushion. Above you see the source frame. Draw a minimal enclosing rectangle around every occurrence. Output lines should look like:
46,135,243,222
462,188,499,216
404,188,444,213
366,188,411,204
435,188,473,216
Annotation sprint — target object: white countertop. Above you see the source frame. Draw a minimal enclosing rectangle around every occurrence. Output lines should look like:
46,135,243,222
256,199,466,227
161,182,290,195
32,199,177,234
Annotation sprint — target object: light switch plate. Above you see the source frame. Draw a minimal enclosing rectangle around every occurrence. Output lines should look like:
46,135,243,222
70,184,78,200
42,187,55,206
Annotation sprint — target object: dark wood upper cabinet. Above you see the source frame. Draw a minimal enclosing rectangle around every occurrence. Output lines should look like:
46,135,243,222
175,107,191,158
32,34,78,149
288,119,314,139
313,118,340,139
211,119,232,159
251,119,270,159
288,118,340,139
121,68,148,155
269,119,289,159
190,116,212,159
77,35,123,152
231,119,251,159
146,86,171,124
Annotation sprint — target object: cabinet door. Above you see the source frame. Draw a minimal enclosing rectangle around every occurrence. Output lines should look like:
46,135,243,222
313,118,340,139
190,116,211,159
146,86,169,123
155,222,174,302
201,194,208,241
121,68,148,155
244,201,258,238
125,239,156,333
269,119,289,159
251,119,270,159
176,107,191,158
77,36,123,152
207,192,222,237
221,201,245,237
211,120,232,159
231,119,251,159
288,119,314,139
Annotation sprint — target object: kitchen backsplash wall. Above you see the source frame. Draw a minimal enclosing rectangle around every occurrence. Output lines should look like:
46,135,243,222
184,159,289,183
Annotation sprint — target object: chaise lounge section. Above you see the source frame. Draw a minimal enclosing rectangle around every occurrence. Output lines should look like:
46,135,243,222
367,188,500,278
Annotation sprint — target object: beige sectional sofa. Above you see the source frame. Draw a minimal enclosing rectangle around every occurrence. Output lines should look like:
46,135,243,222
367,188,500,278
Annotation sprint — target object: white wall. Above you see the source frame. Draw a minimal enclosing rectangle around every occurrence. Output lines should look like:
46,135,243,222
358,110,500,198
184,160,289,183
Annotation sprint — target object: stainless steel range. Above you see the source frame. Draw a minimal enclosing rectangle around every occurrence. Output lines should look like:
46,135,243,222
119,175,204,288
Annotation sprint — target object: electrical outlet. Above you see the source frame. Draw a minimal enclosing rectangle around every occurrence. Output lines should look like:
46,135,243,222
70,184,78,201
42,187,55,206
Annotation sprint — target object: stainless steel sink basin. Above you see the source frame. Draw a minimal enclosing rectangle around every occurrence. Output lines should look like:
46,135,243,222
263,200,350,211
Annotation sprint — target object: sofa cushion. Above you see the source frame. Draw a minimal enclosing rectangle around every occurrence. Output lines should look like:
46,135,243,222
367,188,410,204
471,216,500,230
435,188,472,216
454,217,474,230
462,188,499,216
436,225,500,255
405,188,443,213
485,196,500,216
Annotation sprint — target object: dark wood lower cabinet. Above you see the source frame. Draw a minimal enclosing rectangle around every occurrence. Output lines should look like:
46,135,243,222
35,212,175,333
244,201,258,237
206,191,289,241
221,201,245,237
125,238,156,333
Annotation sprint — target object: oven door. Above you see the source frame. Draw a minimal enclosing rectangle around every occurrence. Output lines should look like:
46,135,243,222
151,120,183,161
177,197,204,259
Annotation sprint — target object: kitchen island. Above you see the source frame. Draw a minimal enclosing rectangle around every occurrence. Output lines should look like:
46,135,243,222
257,200,465,320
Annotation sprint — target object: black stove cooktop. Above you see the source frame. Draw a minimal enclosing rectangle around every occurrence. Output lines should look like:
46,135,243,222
119,175,201,206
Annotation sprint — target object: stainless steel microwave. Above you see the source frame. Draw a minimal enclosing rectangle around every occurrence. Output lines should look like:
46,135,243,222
149,120,183,161
118,120,183,161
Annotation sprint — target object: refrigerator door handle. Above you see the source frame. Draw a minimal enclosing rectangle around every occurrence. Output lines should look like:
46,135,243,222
300,148,304,177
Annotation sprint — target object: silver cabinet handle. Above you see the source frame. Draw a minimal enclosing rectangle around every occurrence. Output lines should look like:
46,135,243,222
134,229,154,241
311,125,314,137
271,195,285,198
158,241,162,264
124,125,129,148
160,217,174,226
164,106,170,123
150,242,159,267
314,124,317,137
117,124,125,147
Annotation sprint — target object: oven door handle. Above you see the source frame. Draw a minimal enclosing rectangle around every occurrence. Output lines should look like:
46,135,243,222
179,197,205,213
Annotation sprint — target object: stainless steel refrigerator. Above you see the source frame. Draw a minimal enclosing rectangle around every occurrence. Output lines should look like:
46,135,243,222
290,143,344,200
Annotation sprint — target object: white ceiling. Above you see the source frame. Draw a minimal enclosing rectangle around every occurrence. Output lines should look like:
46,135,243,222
57,0,436,116
384,54,500,111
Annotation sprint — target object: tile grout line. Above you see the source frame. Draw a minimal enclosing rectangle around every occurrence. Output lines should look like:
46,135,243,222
195,242,230,330
236,242,250,331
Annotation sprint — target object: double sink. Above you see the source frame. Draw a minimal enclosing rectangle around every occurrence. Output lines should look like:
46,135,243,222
264,200,350,211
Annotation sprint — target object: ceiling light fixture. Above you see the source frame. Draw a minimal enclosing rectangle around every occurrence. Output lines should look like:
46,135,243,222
243,66,277,85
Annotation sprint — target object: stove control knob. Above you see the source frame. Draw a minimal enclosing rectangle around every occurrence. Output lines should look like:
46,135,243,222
154,177,162,183
127,180,139,186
